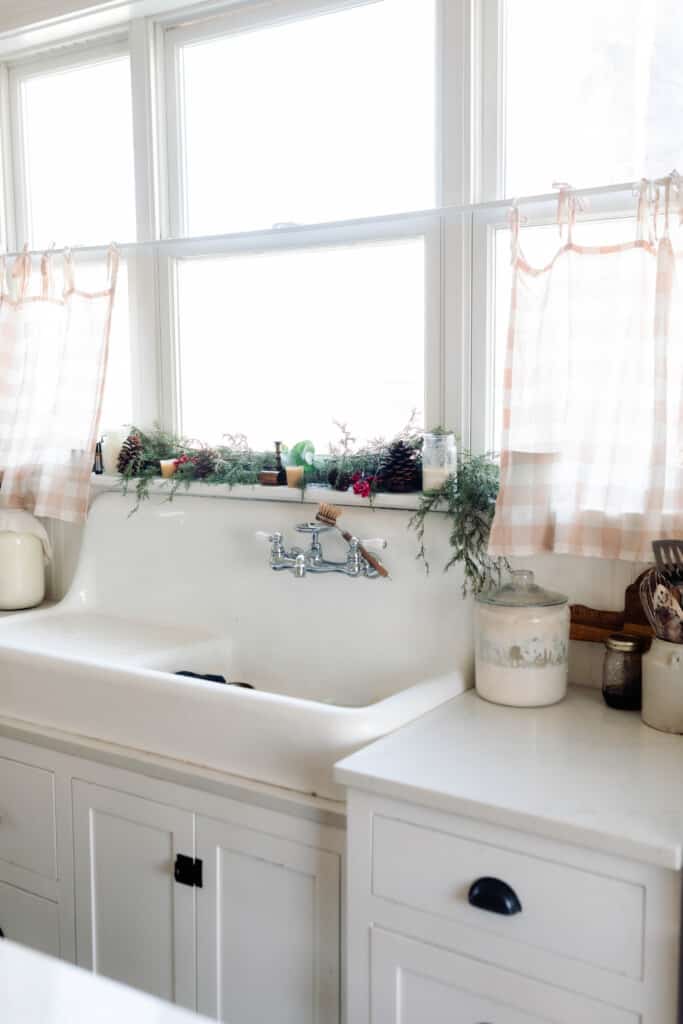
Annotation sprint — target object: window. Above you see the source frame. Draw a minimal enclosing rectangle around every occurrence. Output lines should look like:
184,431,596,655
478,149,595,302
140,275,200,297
503,0,683,197
11,48,136,248
174,236,427,448
1,0,680,488
6,44,137,429
167,0,437,236
161,0,442,449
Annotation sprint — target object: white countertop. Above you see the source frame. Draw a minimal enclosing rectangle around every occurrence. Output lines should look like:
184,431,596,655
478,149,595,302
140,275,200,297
334,685,683,870
0,940,211,1023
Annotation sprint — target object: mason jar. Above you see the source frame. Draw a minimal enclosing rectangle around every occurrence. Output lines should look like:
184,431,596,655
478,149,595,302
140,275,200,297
422,432,457,493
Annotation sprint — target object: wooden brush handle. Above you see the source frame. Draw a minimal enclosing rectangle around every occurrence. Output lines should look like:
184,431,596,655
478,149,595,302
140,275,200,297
340,529,389,578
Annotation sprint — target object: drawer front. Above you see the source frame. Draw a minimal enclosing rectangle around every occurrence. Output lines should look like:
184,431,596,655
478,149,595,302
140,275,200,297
0,880,60,956
371,928,638,1024
0,756,57,879
373,814,644,979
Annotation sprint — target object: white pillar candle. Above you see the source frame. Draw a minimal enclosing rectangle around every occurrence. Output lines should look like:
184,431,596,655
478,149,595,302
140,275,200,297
101,429,127,476
422,465,451,493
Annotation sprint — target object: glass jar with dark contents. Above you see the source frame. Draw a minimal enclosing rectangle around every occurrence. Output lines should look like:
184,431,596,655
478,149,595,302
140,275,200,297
602,633,647,710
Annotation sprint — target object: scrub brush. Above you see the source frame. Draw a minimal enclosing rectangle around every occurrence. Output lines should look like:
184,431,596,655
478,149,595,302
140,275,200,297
316,502,390,578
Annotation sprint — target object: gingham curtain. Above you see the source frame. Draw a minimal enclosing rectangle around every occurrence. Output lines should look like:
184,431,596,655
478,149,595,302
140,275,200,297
489,176,683,561
0,247,118,524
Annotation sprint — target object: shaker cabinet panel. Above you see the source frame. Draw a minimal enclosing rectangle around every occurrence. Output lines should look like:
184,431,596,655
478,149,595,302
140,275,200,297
196,814,341,1024
0,755,57,880
72,781,195,1010
370,928,637,1024
0,880,60,956
372,812,645,979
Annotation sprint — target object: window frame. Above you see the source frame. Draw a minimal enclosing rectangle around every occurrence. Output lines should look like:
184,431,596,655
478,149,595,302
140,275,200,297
157,0,473,445
6,35,133,251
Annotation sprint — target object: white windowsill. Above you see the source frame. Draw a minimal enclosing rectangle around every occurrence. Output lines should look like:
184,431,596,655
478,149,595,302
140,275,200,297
89,475,427,512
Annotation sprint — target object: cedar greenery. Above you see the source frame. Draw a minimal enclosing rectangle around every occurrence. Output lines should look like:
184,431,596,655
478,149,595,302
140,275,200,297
408,449,508,596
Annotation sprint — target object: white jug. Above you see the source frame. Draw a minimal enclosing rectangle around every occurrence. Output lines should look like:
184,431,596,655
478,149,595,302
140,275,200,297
642,638,683,734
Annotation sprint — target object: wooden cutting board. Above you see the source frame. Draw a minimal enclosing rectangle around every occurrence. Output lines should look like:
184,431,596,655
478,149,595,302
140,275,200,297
570,570,654,645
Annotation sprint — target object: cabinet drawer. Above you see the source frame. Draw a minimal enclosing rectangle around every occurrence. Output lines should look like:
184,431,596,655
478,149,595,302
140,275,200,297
371,928,637,1024
372,814,644,980
0,880,60,956
0,756,57,879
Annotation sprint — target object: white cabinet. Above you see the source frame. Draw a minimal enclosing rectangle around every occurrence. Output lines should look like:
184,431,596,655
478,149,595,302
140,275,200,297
0,733,343,1024
370,929,636,1024
72,781,196,1009
69,774,342,1023
345,789,681,1024
0,880,60,956
196,814,340,1024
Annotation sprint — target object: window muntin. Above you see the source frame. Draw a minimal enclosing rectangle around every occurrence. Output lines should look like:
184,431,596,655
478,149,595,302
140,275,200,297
170,0,437,236
503,0,683,198
14,53,136,249
174,236,426,450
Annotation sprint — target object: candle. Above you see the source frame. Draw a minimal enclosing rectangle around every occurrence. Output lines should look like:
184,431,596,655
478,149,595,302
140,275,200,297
160,459,178,479
286,465,305,488
101,429,126,476
422,465,450,493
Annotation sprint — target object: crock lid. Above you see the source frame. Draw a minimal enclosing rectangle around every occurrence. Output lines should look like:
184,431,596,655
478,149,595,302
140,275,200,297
476,569,568,607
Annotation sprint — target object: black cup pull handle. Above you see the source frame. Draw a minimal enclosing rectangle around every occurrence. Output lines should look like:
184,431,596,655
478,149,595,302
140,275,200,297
468,876,522,916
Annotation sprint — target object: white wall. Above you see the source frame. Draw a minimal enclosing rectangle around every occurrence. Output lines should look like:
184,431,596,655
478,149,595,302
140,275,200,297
0,1,102,32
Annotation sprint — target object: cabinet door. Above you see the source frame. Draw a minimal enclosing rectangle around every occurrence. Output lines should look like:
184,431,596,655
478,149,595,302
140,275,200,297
196,814,340,1024
0,880,60,956
72,781,195,1010
370,929,636,1024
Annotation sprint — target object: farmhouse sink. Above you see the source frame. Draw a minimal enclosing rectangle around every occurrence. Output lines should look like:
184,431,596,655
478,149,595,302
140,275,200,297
0,493,472,799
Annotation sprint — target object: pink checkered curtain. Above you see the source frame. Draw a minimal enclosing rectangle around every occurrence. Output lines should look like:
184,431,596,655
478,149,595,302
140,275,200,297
489,177,683,561
0,247,119,524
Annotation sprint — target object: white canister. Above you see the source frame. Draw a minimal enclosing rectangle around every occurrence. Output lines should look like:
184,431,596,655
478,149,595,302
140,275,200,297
641,638,683,734
0,532,45,609
475,570,569,707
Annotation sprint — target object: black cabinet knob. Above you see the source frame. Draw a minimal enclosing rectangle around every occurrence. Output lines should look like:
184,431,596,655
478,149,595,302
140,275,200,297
468,876,522,916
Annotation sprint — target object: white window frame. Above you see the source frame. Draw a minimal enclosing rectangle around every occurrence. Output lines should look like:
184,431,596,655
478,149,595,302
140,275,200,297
6,35,132,250
0,0,512,463
158,0,474,441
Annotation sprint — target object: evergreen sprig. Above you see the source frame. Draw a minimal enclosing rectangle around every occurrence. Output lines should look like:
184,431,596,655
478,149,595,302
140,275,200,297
408,449,508,596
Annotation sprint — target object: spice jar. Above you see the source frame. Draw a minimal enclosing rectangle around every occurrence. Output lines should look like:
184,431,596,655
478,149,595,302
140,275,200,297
602,634,646,711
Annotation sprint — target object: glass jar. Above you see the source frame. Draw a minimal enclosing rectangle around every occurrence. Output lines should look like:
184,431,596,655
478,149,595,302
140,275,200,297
602,633,646,711
422,432,457,493
475,570,569,707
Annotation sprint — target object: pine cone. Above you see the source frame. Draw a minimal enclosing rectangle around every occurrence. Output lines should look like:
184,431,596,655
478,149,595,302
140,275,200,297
117,433,143,476
377,440,421,493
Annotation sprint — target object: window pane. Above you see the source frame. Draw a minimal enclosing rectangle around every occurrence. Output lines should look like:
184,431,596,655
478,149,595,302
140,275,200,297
504,0,683,197
176,239,425,450
178,0,436,234
19,56,136,248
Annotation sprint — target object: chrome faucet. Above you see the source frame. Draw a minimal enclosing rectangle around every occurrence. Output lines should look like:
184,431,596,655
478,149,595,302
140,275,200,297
256,524,388,578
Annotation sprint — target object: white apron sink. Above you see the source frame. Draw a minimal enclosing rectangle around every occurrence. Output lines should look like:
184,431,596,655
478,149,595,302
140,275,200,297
0,493,472,799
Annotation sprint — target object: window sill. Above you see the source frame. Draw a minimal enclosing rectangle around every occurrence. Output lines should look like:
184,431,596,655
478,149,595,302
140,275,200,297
89,475,425,512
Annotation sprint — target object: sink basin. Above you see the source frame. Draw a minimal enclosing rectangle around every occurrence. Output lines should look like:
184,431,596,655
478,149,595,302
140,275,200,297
0,493,472,799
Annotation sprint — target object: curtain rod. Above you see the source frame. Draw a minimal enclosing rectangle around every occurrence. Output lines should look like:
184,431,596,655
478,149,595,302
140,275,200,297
1,175,675,262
